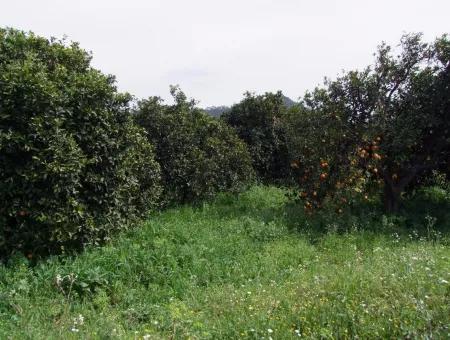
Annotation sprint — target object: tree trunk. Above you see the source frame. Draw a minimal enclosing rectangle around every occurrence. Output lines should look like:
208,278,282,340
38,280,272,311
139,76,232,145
383,182,401,213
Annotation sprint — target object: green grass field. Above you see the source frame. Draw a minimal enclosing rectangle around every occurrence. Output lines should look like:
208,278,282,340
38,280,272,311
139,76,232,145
1,186,449,339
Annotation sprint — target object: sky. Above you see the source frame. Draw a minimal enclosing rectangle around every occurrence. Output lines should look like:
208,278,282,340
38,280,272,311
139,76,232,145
0,0,449,107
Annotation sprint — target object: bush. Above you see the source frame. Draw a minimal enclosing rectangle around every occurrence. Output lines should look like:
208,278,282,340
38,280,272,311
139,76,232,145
135,86,254,204
0,28,162,259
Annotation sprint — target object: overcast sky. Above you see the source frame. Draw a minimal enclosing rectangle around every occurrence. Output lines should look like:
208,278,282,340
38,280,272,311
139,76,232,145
1,0,449,106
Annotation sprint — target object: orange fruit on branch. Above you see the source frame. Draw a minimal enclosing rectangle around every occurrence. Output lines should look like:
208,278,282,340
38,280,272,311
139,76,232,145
319,173,328,181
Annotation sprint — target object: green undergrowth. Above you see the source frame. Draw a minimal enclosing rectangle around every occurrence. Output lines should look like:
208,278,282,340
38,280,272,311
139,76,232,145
0,186,449,339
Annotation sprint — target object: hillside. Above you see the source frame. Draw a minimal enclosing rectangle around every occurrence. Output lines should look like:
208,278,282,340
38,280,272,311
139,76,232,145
1,186,448,339
204,95,297,117
203,105,230,117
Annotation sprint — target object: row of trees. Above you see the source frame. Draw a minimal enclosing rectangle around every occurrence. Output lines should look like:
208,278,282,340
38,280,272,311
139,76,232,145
0,29,253,258
1,28,448,258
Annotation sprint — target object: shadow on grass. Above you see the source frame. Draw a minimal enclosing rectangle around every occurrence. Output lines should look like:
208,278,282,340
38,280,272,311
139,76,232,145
208,185,450,246
282,188,450,245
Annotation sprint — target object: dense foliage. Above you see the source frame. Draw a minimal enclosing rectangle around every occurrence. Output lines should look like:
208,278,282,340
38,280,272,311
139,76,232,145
0,25,449,339
135,86,254,204
222,91,291,181
1,26,449,263
286,33,450,213
0,28,162,258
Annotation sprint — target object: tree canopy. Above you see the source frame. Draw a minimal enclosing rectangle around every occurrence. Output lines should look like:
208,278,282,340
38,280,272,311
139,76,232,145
222,91,291,181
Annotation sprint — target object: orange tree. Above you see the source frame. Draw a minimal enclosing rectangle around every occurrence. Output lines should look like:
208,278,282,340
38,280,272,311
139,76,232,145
222,91,291,182
135,86,254,204
0,29,162,258
285,33,450,213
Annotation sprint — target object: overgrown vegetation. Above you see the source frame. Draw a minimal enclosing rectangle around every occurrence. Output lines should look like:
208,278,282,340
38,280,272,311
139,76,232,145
0,27,449,338
0,186,448,338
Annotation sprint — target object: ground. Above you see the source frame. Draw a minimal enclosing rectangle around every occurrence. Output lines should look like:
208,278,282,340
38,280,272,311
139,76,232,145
0,186,449,339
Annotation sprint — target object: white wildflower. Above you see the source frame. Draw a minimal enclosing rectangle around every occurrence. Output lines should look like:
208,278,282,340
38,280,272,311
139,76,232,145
55,274,62,285
73,314,84,325
77,314,84,325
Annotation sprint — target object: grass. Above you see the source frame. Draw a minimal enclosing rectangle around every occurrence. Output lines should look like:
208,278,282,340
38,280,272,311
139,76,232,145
0,186,449,339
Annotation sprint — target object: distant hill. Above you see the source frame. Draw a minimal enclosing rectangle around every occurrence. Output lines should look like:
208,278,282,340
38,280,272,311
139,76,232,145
204,95,297,117
281,95,296,108
203,105,230,117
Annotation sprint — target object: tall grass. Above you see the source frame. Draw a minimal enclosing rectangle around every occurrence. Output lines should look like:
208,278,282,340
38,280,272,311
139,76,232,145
0,186,449,339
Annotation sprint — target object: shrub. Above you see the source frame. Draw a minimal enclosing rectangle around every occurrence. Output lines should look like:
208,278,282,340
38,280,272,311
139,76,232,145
0,28,161,259
135,86,254,204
